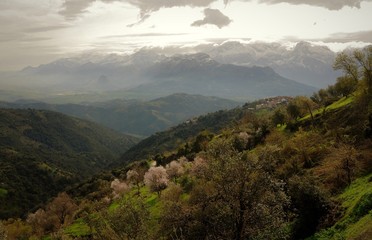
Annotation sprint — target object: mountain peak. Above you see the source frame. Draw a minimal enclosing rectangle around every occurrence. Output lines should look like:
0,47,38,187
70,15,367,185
165,52,218,67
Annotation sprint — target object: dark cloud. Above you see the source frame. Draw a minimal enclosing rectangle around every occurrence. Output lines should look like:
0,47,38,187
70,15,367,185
226,0,372,10
191,8,232,28
126,0,216,18
321,31,372,43
58,0,372,21
58,0,216,20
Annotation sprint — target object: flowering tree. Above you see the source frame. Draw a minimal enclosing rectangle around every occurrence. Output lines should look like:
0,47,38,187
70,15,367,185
144,166,169,196
166,160,184,182
110,179,129,199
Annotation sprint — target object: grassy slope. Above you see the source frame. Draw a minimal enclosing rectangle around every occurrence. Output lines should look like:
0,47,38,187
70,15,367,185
311,174,372,240
300,96,354,121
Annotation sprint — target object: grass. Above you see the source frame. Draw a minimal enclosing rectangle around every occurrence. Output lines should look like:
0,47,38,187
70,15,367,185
326,96,354,110
339,174,372,218
310,174,372,240
64,219,91,237
300,96,354,122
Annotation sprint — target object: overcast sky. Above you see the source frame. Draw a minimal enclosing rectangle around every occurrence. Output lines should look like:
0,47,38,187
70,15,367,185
1,0,371,71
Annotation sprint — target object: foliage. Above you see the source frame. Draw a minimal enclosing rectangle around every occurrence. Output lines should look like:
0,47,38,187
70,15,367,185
334,46,372,97
0,108,138,219
0,222,6,240
120,107,242,164
311,174,372,240
2,49,372,239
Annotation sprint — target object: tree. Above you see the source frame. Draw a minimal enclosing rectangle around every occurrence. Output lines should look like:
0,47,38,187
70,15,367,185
272,107,287,126
27,209,53,236
286,101,301,121
334,46,372,97
106,196,150,240
47,192,78,227
188,137,289,240
26,193,78,236
127,169,142,194
334,76,358,97
110,178,129,199
166,159,185,182
315,144,359,192
144,166,169,196
2,219,32,240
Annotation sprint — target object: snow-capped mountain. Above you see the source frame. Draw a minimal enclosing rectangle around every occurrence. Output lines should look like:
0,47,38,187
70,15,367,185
199,41,340,88
0,41,335,102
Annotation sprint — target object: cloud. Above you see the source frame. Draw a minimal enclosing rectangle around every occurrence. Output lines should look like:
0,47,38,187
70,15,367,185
101,33,188,38
126,14,151,27
126,0,216,18
24,25,71,33
321,30,372,43
58,0,96,20
191,8,232,28
226,0,372,10
57,0,372,21
58,0,216,20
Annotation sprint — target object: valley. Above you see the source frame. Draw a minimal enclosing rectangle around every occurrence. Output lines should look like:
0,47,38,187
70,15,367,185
0,43,371,239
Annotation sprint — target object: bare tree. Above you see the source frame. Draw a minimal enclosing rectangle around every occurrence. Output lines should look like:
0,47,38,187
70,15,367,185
334,46,372,97
47,192,78,227
127,169,142,194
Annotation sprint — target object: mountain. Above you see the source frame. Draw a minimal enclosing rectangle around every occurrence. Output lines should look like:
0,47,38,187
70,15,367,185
0,42,324,103
191,41,340,88
0,108,139,218
129,52,317,101
0,93,239,137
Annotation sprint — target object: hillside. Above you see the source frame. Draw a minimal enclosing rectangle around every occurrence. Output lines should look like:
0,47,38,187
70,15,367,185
1,47,371,240
0,93,239,137
16,85,368,239
119,106,244,164
0,108,138,219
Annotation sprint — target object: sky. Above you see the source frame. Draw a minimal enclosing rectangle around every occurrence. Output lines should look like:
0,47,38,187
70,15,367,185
0,0,372,71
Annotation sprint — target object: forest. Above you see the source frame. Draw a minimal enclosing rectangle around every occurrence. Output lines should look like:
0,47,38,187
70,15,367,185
0,46,371,240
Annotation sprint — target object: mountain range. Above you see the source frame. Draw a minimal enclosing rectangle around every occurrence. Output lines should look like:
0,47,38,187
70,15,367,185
193,41,340,88
0,41,334,103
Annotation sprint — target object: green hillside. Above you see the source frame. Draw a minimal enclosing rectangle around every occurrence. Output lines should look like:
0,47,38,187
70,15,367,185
1,46,371,240
0,93,239,137
0,108,138,219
